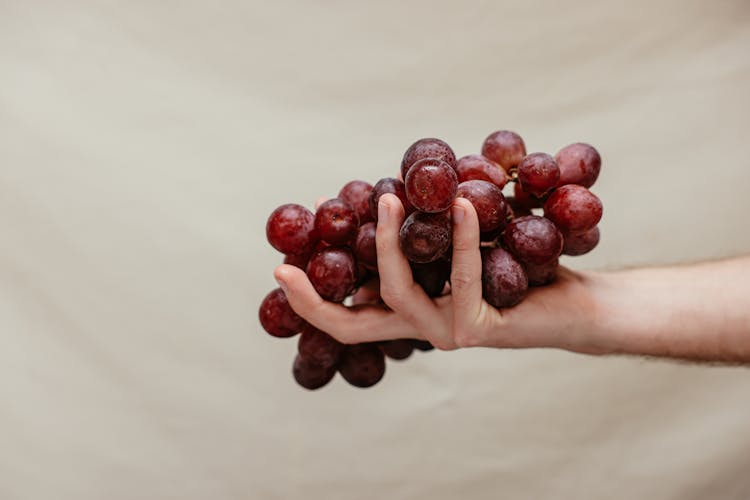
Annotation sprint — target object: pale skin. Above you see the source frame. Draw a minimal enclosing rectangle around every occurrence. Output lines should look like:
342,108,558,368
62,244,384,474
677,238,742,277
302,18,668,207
274,194,750,364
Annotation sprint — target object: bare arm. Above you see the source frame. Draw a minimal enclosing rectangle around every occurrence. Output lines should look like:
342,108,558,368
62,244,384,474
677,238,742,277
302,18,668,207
585,258,750,363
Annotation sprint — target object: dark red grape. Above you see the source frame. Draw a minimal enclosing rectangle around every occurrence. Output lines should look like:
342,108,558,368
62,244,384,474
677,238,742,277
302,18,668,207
404,158,458,213
481,130,526,171
562,226,600,256
505,196,532,219
513,181,544,209
503,215,563,265
266,204,318,255
399,211,452,263
293,354,336,390
411,259,451,297
306,247,358,302
455,154,508,189
338,180,374,225
283,252,310,270
353,222,377,270
456,180,507,233
259,288,306,338
517,153,560,197
400,138,457,179
481,247,528,308
380,339,414,360
314,198,359,246
555,143,601,188
339,344,386,388
544,185,602,233
412,340,435,351
525,259,559,286
298,324,343,369
369,177,414,220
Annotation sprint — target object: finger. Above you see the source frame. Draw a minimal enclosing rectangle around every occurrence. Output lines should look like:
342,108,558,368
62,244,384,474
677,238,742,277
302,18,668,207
375,194,450,346
450,198,484,337
314,197,329,210
273,264,416,343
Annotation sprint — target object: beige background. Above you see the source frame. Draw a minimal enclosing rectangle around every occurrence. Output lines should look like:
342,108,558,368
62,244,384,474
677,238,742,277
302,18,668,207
2,1,750,499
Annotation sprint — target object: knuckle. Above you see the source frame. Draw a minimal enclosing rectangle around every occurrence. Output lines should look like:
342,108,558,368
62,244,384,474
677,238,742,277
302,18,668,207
379,285,404,310
450,268,477,291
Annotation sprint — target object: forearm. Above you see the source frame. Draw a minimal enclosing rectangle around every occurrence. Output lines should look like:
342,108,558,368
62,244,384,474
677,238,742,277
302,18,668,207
588,256,750,363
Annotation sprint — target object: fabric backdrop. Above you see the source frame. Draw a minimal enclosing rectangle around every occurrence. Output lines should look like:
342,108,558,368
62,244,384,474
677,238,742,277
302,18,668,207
1,1,749,499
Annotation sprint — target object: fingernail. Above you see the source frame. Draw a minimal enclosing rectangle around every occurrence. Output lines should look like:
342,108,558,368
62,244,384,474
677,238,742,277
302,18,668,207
452,204,465,224
275,276,289,294
378,198,389,222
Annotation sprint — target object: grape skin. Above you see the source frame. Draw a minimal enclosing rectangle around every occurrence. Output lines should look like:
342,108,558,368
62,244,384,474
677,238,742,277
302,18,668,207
411,259,451,297
455,154,508,189
544,185,603,233
338,180,374,225
563,226,600,256
400,138,457,179
306,247,358,303
353,222,377,270
380,339,414,360
555,143,601,188
503,215,563,265
481,130,526,171
411,340,435,351
298,324,344,369
293,354,337,390
481,247,528,308
339,344,386,388
369,177,414,221
517,152,560,197
399,211,452,264
404,158,458,213
513,182,544,210
314,198,359,245
456,180,507,233
525,259,559,286
259,288,306,338
266,204,318,255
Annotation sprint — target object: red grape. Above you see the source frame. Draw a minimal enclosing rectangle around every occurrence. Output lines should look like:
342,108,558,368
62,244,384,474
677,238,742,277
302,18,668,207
455,154,508,189
555,143,601,188
525,259,559,286
517,153,560,197
513,181,544,209
293,354,336,390
306,247,358,302
380,339,414,360
266,204,318,255
353,222,377,270
481,130,526,171
339,344,386,388
369,177,414,220
544,185,602,233
283,252,310,270
314,198,359,246
481,247,528,308
259,288,306,338
412,340,435,351
298,324,343,369
456,180,507,233
404,158,458,213
338,180,374,225
399,211,452,263
504,196,532,219
411,259,450,297
562,226,600,256
503,215,563,265
400,138,457,179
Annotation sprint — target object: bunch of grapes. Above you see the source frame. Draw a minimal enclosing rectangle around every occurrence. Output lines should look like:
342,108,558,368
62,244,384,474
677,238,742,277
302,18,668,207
260,130,603,390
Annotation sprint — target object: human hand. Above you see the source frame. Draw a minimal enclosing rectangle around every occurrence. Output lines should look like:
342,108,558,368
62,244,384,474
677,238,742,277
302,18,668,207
273,194,606,353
